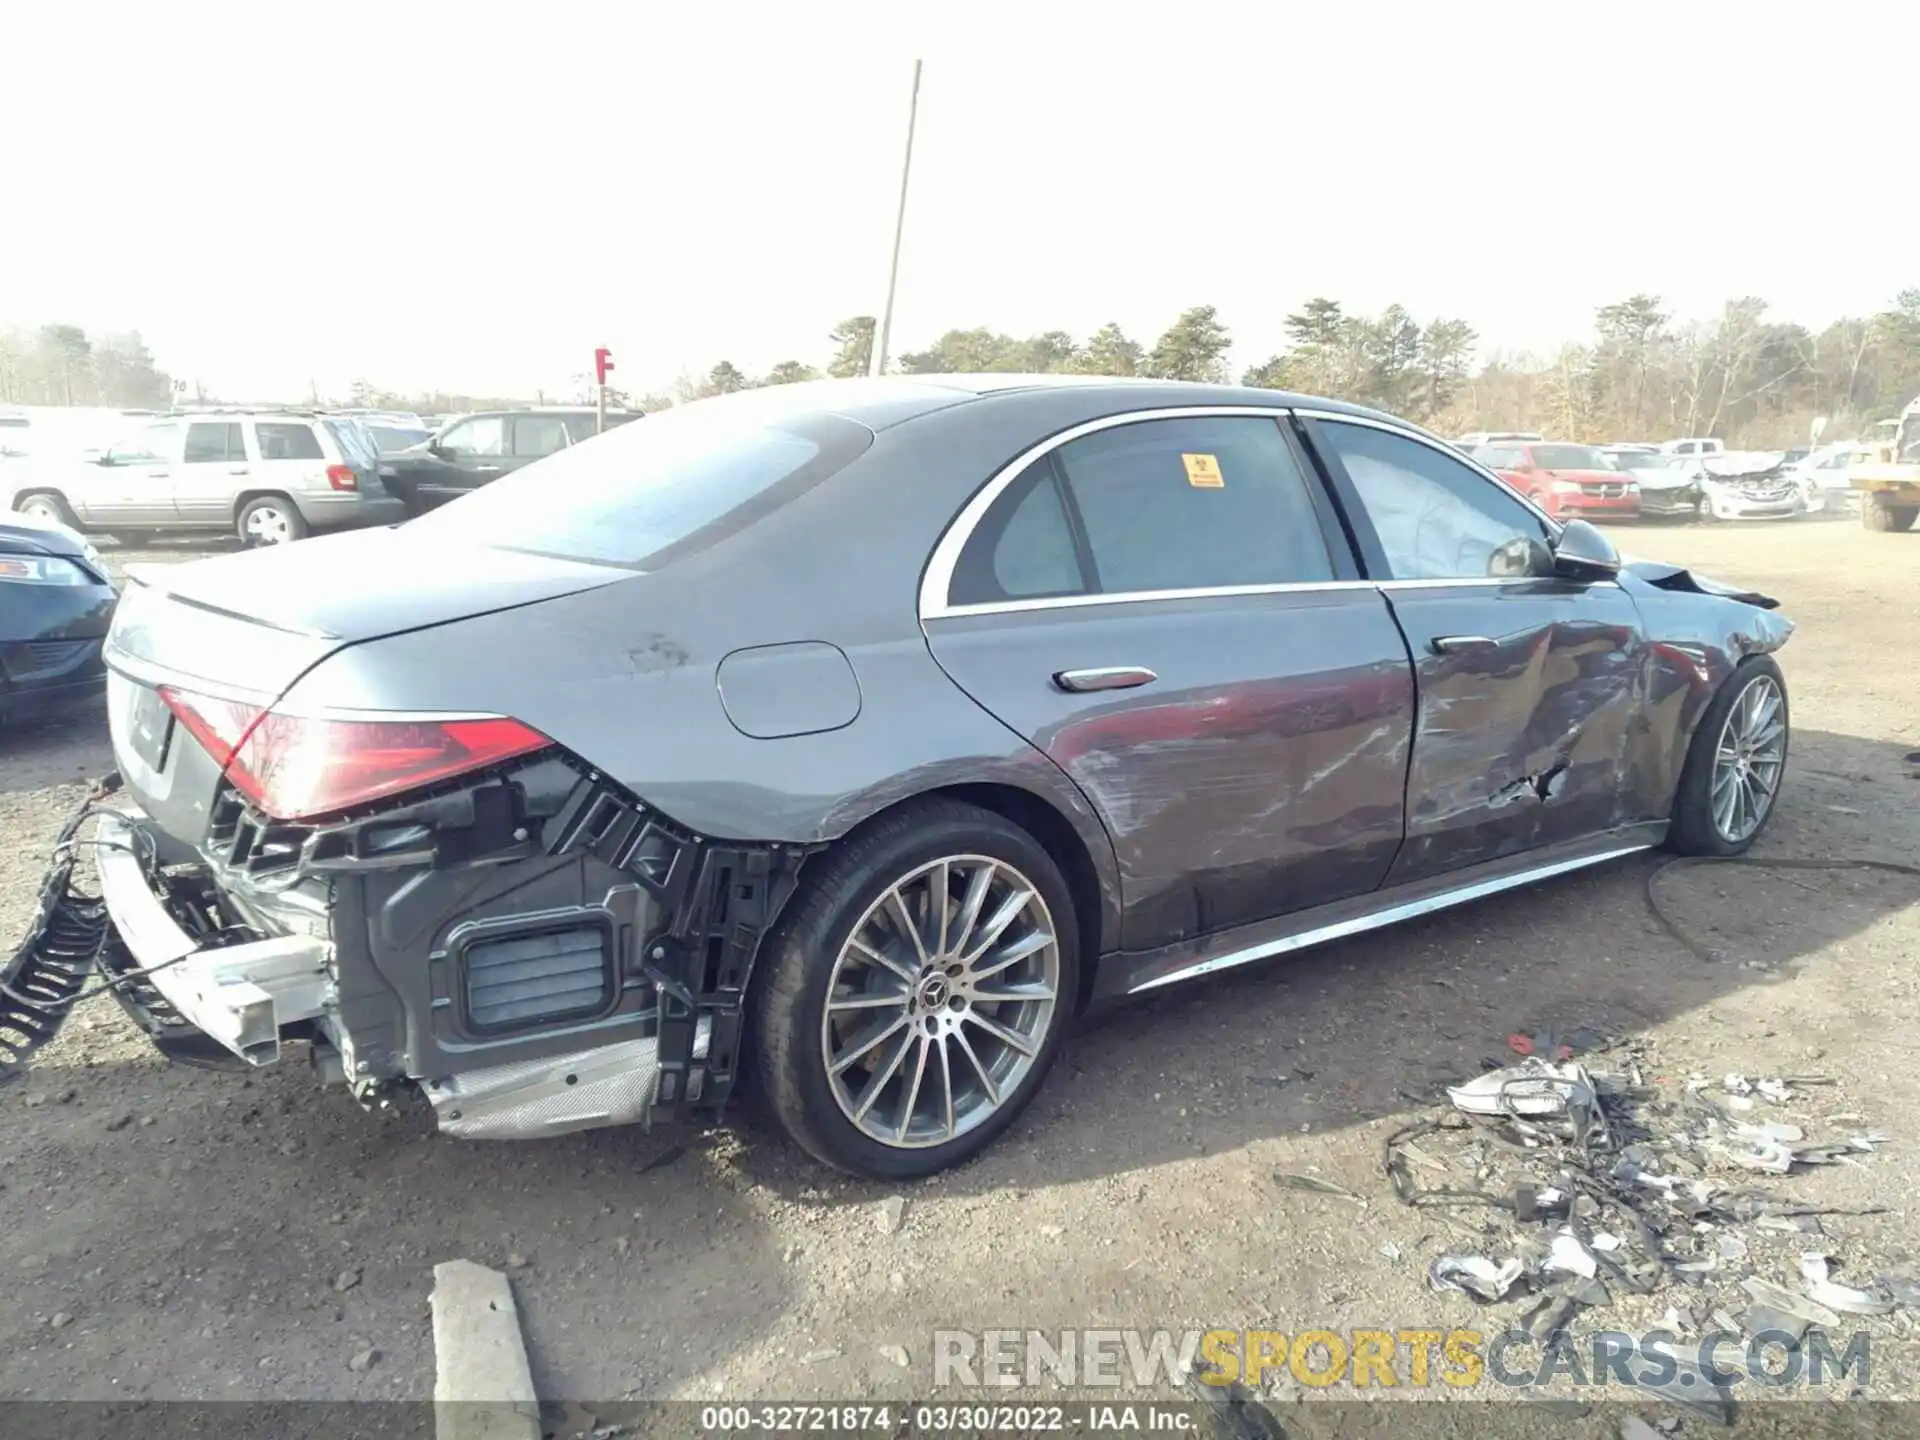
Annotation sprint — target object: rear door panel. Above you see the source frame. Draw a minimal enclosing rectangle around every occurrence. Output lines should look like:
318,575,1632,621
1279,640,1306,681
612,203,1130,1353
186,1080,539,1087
921,409,1416,952
926,592,1414,949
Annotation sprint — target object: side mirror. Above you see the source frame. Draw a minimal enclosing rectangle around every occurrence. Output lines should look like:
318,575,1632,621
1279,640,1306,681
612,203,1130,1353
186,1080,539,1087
82,448,107,465
1551,519,1621,581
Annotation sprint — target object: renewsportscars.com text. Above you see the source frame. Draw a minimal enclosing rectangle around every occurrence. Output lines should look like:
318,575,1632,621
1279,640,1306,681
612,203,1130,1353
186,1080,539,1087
932,1327,1872,1391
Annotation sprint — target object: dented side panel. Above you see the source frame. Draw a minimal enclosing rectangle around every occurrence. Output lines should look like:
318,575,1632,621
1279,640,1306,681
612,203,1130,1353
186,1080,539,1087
1616,570,1795,819
1380,579,1651,887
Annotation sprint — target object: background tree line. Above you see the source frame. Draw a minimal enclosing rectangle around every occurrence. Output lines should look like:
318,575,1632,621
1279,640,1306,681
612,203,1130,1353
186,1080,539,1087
0,324,177,409
13,291,1920,449
688,289,1920,447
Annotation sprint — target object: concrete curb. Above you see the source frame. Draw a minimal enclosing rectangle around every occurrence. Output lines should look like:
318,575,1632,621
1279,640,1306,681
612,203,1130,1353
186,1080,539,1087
431,1259,541,1440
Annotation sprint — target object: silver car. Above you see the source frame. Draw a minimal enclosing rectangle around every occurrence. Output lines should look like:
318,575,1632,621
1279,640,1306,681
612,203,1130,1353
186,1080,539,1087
5,409,406,546
37,377,1796,1179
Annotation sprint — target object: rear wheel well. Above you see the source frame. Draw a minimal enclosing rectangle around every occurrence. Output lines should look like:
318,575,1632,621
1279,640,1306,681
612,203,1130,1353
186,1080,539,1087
825,783,1109,1014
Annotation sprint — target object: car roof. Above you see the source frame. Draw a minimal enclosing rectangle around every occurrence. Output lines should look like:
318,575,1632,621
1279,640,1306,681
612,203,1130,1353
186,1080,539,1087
668,374,1404,436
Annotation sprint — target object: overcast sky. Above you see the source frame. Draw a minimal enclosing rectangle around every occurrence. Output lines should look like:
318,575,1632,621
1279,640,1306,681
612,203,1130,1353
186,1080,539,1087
2,1,1909,401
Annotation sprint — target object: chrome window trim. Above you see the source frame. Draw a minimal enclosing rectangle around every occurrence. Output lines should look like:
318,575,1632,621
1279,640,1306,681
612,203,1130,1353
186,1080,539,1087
1294,407,1565,536
918,404,1319,621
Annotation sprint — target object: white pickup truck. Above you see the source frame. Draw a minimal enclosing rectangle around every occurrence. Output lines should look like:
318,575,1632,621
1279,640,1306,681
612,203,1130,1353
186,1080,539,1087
1658,437,1726,458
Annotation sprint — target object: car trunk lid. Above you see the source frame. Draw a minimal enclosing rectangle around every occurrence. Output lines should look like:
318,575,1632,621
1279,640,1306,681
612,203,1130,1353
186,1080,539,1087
103,528,630,845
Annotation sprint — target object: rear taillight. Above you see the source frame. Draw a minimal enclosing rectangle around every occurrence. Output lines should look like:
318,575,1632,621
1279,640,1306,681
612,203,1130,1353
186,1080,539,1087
159,686,551,821
325,464,358,491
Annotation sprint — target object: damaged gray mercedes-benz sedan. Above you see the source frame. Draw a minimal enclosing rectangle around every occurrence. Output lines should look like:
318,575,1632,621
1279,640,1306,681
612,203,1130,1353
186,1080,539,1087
27,376,1794,1177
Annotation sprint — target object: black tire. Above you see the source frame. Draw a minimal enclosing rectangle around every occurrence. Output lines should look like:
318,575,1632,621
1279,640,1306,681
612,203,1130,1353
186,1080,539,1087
13,491,79,529
235,495,309,546
1862,496,1917,533
1666,657,1789,857
748,798,1079,1179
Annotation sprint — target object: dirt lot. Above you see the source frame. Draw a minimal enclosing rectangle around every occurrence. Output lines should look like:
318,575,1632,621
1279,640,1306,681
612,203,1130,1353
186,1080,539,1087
4,518,1919,1417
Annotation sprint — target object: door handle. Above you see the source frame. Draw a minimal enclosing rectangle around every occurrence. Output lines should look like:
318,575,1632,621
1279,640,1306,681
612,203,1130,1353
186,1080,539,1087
228,468,249,476
1053,666,1157,693
472,465,500,474
1430,635,1496,655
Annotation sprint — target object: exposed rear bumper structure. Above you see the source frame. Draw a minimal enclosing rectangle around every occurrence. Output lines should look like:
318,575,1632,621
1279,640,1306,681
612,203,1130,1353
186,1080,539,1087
94,810,331,1066
79,759,806,1141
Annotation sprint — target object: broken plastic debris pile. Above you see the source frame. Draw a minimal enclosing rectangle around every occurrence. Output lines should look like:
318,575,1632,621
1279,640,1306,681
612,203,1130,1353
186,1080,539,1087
1387,1048,1908,1370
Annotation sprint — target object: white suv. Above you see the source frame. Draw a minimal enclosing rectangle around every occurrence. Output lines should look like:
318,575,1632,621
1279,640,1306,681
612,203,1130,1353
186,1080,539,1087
5,410,406,546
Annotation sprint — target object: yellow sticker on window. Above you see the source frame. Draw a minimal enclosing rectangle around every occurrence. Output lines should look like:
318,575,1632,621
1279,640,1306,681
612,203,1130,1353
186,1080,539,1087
1182,453,1224,488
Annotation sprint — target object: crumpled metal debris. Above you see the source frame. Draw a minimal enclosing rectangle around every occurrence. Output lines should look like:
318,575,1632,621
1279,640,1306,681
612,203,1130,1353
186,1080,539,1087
1428,1255,1525,1302
1383,1033,1903,1368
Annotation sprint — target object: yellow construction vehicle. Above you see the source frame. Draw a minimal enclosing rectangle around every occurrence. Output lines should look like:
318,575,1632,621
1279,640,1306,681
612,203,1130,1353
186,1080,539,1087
1851,400,1920,531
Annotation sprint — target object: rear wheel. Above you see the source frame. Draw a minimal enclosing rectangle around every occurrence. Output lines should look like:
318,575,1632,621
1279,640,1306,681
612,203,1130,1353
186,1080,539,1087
1862,495,1917,532
236,495,308,546
1666,658,1789,857
14,492,77,529
749,799,1078,1178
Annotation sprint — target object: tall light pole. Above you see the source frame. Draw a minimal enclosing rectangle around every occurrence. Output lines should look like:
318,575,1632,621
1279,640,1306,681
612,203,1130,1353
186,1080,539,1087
869,59,922,379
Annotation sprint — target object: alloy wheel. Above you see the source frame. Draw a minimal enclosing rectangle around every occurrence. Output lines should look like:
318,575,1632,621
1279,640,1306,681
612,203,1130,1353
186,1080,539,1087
1711,674,1787,843
820,854,1060,1150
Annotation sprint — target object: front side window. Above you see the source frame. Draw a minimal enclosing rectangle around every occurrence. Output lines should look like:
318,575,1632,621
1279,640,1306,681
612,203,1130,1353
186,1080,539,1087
1318,420,1551,582
440,416,506,457
183,422,245,463
1056,415,1336,594
512,414,572,458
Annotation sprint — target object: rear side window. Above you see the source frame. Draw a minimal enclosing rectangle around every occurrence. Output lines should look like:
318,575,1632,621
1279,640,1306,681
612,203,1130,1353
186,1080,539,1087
256,422,325,461
1056,416,1336,594
183,422,246,463
409,402,873,567
949,460,1087,606
512,414,572,458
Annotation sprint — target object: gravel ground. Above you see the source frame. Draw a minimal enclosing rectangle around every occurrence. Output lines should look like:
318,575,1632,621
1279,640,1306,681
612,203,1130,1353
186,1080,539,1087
3,517,1918,1420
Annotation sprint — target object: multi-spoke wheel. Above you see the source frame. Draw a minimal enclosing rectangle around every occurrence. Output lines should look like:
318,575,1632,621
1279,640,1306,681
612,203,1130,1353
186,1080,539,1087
1667,658,1790,857
749,800,1079,1178
1709,673,1786,844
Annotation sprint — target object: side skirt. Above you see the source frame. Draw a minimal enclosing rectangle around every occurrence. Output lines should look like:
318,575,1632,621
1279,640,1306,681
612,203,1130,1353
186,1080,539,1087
1091,823,1665,1002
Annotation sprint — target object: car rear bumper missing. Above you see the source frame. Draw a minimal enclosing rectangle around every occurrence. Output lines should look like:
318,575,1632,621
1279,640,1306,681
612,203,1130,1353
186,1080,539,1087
94,809,331,1066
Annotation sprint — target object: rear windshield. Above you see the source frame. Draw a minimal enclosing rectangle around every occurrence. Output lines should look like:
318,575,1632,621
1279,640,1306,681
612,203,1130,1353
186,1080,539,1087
1531,444,1608,470
407,395,874,567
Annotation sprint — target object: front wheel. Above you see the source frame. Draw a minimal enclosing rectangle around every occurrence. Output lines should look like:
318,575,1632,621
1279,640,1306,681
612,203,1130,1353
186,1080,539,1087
1666,658,1789,857
749,799,1078,1178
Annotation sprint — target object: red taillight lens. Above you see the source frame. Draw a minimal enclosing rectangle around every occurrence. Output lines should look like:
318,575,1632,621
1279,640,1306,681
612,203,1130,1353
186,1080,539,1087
325,464,358,491
159,686,550,820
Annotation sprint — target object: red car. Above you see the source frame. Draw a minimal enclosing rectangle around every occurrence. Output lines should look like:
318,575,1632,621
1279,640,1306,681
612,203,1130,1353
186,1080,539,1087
1472,441,1641,521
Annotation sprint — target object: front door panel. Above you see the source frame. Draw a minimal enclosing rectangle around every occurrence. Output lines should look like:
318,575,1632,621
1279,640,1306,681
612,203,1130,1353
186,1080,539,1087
1380,580,1647,886
926,589,1416,951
